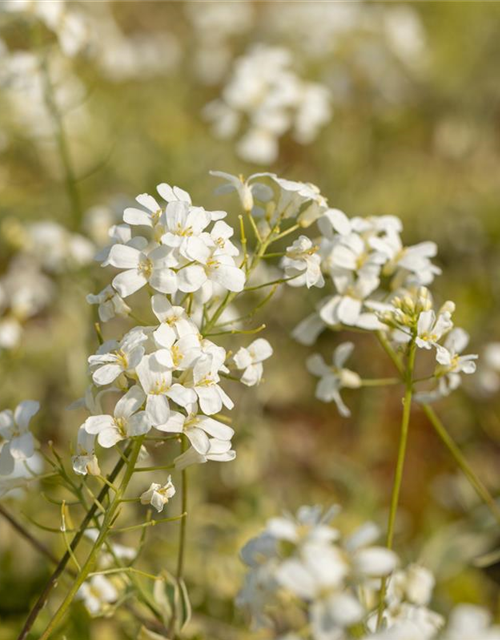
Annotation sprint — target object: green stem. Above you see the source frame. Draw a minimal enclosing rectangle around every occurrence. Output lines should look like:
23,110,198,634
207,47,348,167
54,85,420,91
377,339,416,628
360,378,401,387
423,404,500,526
376,332,500,527
168,439,189,639
39,51,83,228
17,445,132,640
37,438,144,640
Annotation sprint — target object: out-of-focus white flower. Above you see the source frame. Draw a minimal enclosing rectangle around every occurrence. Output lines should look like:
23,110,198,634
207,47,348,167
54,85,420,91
140,476,176,513
78,575,118,617
86,285,131,323
204,45,332,164
0,400,39,475
174,438,236,470
307,343,361,417
238,504,398,639
476,342,500,395
441,605,500,640
233,338,273,386
210,171,273,212
26,221,94,273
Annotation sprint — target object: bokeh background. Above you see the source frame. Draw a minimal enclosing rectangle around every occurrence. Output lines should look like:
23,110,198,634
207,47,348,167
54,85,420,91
1,2,500,638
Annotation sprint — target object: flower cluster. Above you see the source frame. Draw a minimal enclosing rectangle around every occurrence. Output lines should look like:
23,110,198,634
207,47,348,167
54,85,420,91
0,218,93,351
237,504,398,639
78,175,285,499
238,506,500,640
79,186,242,477
283,198,477,412
204,44,332,164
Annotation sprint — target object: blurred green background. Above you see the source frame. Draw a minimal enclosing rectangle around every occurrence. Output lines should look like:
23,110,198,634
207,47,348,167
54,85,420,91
1,2,500,638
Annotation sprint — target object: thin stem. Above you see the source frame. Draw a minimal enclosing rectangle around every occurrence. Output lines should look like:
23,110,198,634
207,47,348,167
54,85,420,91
169,439,189,638
271,223,300,242
39,50,82,227
376,330,404,376
243,274,300,292
360,378,401,387
88,567,159,581
422,404,500,526
205,323,266,338
134,464,175,473
37,438,145,640
377,339,416,628
111,513,186,534
176,450,188,582
0,504,59,565
376,332,500,527
17,444,132,640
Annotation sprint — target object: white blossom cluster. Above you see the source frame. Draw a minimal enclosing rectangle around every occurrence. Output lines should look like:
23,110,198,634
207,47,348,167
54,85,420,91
77,177,278,502
0,219,93,351
203,45,332,164
0,1,180,82
282,199,477,413
237,504,398,639
238,506,500,640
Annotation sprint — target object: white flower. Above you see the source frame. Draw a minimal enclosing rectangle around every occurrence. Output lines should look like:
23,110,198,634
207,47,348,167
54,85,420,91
210,170,273,212
477,342,500,395
371,230,440,286
319,272,381,329
72,427,100,476
233,338,273,386
415,309,453,350
156,404,234,455
83,386,149,448
344,521,398,580
436,328,477,377
151,294,197,344
307,343,361,417
161,200,211,249
78,575,118,617
88,332,146,386
174,437,235,469
153,330,202,372
387,564,435,608
181,236,246,294
0,400,39,475
108,243,178,298
291,312,326,346
86,285,131,323
140,476,176,512
123,191,165,229
267,505,340,546
204,45,332,164
442,605,500,640
189,356,234,415
281,236,324,289
136,353,196,426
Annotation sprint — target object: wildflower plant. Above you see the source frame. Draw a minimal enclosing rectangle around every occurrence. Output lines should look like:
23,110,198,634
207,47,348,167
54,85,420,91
0,170,331,639
236,178,500,638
